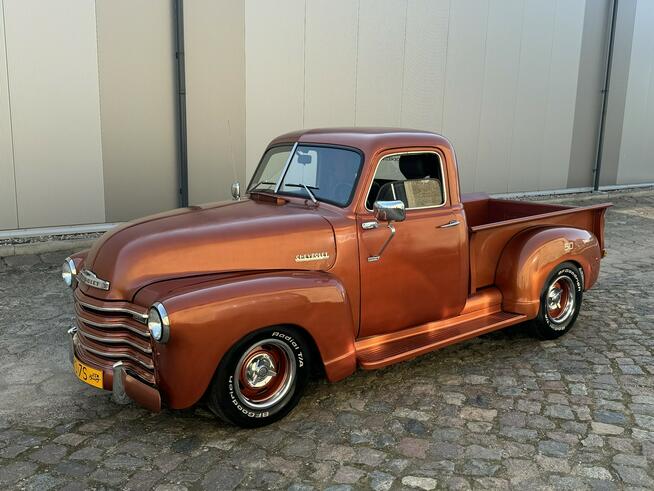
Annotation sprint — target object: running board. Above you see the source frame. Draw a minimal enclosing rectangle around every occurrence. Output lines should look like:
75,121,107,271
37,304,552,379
355,311,526,369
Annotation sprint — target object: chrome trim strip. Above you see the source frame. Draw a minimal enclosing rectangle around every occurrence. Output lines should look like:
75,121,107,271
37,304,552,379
76,310,150,338
274,142,298,193
80,345,154,370
77,326,152,354
439,219,461,228
77,299,148,321
364,150,448,212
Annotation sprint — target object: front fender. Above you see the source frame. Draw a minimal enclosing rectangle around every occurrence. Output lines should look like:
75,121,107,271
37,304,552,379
148,271,357,409
496,227,601,318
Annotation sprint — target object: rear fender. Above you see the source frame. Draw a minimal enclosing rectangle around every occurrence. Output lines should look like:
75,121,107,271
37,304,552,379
152,271,357,409
496,227,601,318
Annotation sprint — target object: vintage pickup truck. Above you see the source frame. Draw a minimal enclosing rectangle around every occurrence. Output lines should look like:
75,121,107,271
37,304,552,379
63,128,610,427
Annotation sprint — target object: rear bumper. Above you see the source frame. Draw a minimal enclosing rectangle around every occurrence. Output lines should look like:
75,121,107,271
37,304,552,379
68,327,162,412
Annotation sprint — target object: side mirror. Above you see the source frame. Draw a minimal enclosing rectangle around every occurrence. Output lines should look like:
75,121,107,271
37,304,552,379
231,181,241,200
368,200,405,262
373,200,405,222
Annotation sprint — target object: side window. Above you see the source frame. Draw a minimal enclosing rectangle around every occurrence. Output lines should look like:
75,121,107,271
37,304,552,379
366,153,445,210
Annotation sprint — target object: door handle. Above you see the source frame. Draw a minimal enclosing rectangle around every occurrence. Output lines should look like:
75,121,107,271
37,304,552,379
361,221,379,230
439,220,460,228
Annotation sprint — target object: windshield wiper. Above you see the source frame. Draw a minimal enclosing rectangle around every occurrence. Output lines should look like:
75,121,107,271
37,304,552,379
249,180,277,193
285,183,319,204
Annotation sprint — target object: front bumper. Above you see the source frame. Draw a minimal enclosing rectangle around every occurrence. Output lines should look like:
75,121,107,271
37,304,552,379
68,327,162,412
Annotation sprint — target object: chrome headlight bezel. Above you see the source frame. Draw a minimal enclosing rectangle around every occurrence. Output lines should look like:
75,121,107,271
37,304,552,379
62,257,77,288
148,302,170,343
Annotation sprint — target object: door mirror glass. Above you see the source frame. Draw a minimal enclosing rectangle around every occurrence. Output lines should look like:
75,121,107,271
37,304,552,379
373,200,405,222
231,181,241,200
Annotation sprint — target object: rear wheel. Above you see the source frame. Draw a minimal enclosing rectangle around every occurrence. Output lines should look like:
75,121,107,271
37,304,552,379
532,262,583,339
207,326,311,428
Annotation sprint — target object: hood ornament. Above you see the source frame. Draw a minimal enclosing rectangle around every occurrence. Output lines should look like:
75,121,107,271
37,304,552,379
78,269,110,291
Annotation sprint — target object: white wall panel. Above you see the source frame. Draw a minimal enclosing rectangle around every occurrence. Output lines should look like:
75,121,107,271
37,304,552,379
617,0,654,184
400,0,449,132
0,1,17,230
355,0,407,126
245,0,305,178
507,0,556,193
185,0,245,204
539,0,585,191
442,0,489,193
4,0,104,227
304,0,358,128
474,0,523,194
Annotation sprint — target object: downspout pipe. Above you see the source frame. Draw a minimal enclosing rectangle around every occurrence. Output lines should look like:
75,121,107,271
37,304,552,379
174,0,189,207
593,0,618,191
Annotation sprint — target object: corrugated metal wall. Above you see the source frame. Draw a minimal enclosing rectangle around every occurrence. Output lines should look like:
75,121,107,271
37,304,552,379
0,0,652,231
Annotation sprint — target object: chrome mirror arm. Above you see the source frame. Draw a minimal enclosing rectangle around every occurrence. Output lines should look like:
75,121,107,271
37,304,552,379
368,222,396,262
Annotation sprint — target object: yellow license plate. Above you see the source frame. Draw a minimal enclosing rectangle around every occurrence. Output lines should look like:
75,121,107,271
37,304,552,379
73,356,103,389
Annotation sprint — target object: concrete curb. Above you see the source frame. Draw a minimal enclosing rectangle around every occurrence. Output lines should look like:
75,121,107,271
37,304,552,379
0,238,96,258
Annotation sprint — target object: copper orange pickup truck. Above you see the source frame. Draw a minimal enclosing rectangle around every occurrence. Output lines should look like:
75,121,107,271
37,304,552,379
63,128,611,427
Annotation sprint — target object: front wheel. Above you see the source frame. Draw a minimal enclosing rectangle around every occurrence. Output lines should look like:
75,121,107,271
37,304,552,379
207,327,311,428
532,262,583,339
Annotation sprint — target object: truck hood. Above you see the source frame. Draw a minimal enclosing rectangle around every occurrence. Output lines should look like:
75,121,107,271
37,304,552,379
80,199,336,301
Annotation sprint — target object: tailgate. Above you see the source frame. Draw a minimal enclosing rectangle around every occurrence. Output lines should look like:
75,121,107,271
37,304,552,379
468,201,611,293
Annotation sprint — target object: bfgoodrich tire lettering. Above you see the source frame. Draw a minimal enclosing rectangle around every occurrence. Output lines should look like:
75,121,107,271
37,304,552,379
208,326,311,428
533,262,583,339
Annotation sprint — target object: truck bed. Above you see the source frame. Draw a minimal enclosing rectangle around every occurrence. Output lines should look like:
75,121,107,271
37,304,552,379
462,193,611,293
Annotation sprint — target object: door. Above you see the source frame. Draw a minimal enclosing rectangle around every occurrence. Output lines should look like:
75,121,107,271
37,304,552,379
357,151,468,338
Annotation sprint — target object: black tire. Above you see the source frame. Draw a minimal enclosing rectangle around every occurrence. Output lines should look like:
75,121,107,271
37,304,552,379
207,326,311,428
532,262,583,339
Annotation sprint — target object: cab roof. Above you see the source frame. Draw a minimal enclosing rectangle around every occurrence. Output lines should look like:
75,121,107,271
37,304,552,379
268,127,452,156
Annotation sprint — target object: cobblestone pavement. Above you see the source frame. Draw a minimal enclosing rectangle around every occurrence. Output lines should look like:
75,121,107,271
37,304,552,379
1,189,653,490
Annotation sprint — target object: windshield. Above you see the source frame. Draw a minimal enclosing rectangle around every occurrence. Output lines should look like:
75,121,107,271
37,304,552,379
248,144,363,207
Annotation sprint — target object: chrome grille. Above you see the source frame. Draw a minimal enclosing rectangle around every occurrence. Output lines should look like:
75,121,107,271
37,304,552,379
74,290,155,385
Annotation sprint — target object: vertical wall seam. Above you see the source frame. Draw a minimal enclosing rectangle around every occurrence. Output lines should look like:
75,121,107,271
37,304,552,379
353,0,361,126
302,0,307,128
505,0,527,194
440,0,452,132
243,0,247,177
92,0,107,222
1,0,19,227
398,0,408,124
471,0,491,192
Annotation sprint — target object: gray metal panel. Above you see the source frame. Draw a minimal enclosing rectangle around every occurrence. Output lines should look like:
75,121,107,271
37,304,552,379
441,0,489,193
245,0,305,178
95,0,179,221
617,0,654,184
400,0,450,132
475,0,524,194
568,0,611,188
355,0,407,126
600,0,637,186
4,0,105,228
507,1,557,193
185,0,245,204
538,0,586,191
304,0,358,128
0,1,17,230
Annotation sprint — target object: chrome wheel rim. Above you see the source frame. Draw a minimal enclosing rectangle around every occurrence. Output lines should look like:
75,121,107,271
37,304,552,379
546,275,575,329
234,339,296,410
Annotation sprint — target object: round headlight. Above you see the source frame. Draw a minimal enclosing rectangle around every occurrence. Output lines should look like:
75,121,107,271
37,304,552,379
62,257,77,288
148,302,170,343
